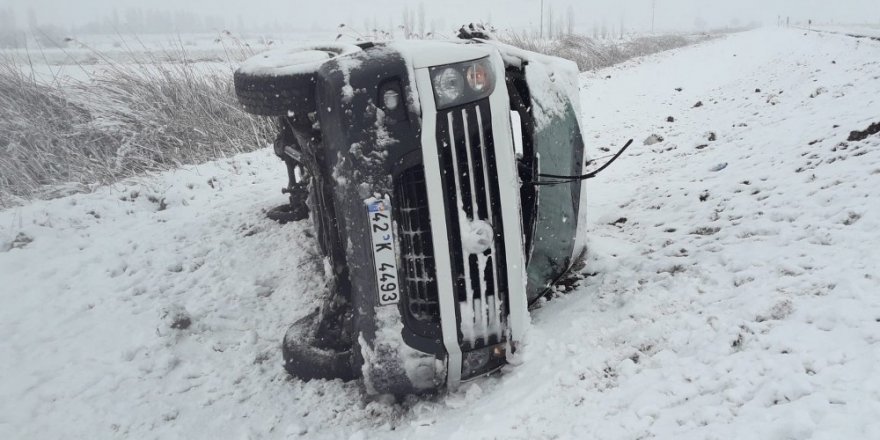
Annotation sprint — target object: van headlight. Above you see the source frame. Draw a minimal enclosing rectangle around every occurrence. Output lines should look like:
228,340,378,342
430,57,495,109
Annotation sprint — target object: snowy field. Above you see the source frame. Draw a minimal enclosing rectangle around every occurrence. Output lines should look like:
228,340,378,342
1,31,330,84
2,27,880,439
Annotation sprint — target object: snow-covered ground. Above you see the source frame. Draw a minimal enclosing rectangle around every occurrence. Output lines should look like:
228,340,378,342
2,28,879,439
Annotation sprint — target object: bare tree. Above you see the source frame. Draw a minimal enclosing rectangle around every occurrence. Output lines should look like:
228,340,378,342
402,5,418,38
539,0,544,38
546,3,553,39
566,5,575,36
402,6,408,37
417,2,426,38
557,12,565,39
0,8,25,48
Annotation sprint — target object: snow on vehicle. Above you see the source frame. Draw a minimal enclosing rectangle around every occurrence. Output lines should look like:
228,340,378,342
233,33,614,396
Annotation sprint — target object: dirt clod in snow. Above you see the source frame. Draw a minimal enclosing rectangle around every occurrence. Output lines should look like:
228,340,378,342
710,163,728,172
707,132,717,141
146,195,168,211
666,116,675,122
657,264,686,275
731,333,745,349
847,121,880,141
690,226,722,236
842,212,862,226
609,217,628,226
757,300,794,322
3,233,33,252
693,100,704,108
644,134,664,145
8,232,35,250
163,305,192,330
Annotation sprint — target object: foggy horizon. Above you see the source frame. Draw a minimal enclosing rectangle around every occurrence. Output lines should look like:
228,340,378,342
2,0,879,37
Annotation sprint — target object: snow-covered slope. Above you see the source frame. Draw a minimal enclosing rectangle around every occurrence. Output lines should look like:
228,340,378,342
811,25,880,39
2,28,879,439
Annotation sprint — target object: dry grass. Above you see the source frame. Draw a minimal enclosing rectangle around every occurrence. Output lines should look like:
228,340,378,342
500,32,709,71
0,47,273,207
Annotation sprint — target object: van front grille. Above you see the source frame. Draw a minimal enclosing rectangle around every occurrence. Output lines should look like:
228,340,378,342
436,99,508,350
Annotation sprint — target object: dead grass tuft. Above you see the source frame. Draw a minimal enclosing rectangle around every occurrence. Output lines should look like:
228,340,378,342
0,46,273,207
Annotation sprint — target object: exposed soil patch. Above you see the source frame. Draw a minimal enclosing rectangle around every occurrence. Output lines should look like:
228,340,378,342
691,226,722,236
848,121,880,142
644,134,665,145
609,217,628,227
8,232,34,251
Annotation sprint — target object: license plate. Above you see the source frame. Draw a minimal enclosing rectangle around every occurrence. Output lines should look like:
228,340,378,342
366,197,400,306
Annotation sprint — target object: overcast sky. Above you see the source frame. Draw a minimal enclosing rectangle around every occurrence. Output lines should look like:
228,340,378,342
3,0,879,34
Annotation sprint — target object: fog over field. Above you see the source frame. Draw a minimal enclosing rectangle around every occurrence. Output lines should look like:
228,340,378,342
2,0,879,35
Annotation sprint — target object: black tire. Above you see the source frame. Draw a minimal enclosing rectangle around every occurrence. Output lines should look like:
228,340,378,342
266,203,308,224
282,308,355,382
234,43,361,117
